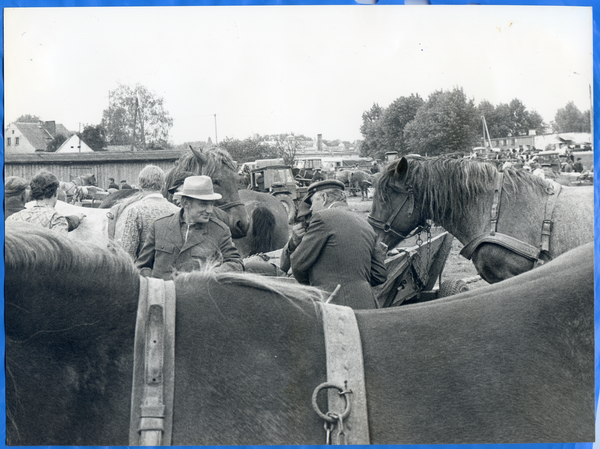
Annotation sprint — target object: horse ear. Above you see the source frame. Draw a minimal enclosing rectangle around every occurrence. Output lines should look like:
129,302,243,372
395,157,409,181
190,146,208,166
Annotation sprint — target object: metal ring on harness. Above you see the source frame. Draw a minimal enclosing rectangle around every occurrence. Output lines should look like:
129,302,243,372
311,382,352,423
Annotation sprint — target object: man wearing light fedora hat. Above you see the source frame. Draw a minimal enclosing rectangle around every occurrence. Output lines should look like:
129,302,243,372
136,175,243,279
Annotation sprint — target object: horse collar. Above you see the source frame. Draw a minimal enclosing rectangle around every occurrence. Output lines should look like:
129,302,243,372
460,175,563,264
130,277,177,446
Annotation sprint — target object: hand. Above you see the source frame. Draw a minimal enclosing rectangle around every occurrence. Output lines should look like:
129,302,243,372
290,223,307,248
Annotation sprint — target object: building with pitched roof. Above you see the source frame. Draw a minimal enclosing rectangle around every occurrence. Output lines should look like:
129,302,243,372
5,121,72,154
55,134,94,153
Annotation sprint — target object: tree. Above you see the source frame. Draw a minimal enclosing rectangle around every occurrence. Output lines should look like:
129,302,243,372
101,83,173,150
16,114,40,122
380,94,424,156
359,103,385,159
220,135,278,163
46,134,67,152
404,88,480,156
552,101,590,133
274,133,302,166
78,124,107,151
478,99,546,139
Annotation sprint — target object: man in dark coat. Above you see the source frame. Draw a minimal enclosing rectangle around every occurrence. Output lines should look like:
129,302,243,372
286,180,387,309
107,177,120,190
121,180,133,189
4,176,29,219
136,175,243,280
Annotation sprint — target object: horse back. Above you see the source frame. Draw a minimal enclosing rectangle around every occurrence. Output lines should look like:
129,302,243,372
550,185,594,256
357,242,594,444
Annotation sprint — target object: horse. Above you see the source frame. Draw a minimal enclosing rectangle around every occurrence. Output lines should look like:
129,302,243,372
5,223,594,445
164,147,289,257
24,200,111,248
370,156,593,283
349,170,374,201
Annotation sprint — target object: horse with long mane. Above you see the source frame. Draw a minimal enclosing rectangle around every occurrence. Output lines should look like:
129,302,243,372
6,222,594,445
163,146,289,257
370,156,593,283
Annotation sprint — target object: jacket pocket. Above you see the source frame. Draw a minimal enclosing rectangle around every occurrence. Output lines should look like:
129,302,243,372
156,242,176,254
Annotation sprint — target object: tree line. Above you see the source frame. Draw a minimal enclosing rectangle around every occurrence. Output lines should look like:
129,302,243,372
359,88,591,161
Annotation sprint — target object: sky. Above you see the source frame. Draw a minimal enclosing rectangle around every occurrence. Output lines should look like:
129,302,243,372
3,5,593,145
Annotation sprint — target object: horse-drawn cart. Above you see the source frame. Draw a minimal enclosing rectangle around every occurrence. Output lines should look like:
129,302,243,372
373,231,467,307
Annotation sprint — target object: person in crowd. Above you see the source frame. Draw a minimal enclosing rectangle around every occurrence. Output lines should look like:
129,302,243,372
573,158,584,173
7,170,85,235
120,165,181,260
371,162,380,174
136,175,243,280
283,180,387,309
121,180,133,189
108,177,120,190
5,176,29,219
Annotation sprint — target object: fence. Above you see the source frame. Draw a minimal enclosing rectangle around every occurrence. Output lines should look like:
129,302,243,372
4,149,189,189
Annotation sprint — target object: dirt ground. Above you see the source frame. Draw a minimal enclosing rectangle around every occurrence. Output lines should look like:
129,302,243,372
346,194,488,291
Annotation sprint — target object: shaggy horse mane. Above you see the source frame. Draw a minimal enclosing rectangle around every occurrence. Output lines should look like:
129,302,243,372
6,222,326,309
176,264,327,309
377,156,552,224
164,146,238,196
5,222,137,279
173,146,237,177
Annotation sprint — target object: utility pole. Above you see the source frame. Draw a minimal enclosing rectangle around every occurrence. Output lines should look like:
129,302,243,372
214,114,218,145
78,123,82,152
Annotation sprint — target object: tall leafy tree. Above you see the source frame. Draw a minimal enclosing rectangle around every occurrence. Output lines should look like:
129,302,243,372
78,124,107,151
552,101,590,133
404,88,479,156
381,94,424,156
101,83,173,150
359,103,385,159
46,134,67,152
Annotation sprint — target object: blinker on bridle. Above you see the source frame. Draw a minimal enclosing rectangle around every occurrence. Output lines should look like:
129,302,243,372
367,188,425,241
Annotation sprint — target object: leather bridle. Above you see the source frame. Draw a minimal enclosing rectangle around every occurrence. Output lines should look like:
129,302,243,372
217,201,245,211
367,189,426,242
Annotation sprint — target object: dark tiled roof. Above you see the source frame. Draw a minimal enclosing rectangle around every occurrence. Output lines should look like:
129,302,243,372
14,123,52,151
55,124,71,137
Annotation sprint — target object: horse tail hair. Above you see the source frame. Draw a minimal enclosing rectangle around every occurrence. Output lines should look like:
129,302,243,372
249,206,276,255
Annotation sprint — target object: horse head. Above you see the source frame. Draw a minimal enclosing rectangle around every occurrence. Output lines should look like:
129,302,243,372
368,157,425,250
168,146,250,239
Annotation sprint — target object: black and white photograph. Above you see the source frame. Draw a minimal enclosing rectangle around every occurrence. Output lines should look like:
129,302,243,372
3,4,596,446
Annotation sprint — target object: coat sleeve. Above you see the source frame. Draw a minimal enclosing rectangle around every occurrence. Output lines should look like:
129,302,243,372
121,208,141,260
290,214,330,285
369,242,388,287
50,213,69,236
215,227,244,273
135,220,156,275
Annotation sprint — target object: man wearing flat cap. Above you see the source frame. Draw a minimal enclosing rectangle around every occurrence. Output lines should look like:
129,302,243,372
5,176,30,219
283,179,387,310
136,175,243,280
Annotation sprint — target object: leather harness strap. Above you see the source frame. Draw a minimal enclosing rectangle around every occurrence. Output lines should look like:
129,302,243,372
318,302,370,445
130,277,177,446
460,177,562,263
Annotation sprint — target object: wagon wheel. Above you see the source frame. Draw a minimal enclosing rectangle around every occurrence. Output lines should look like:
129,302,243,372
438,278,469,298
275,194,296,224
